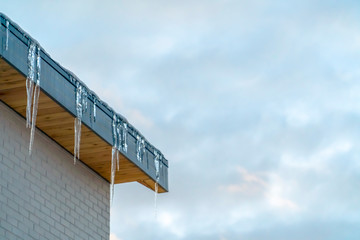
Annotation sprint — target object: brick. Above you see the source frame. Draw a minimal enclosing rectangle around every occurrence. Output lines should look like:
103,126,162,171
0,102,110,239
1,220,13,232
5,230,18,240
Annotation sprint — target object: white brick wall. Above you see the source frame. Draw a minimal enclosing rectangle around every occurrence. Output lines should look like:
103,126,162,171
0,102,110,240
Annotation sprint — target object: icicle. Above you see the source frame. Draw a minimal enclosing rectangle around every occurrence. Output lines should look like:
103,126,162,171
74,83,81,164
93,100,96,122
5,20,9,51
74,118,81,164
116,123,121,171
116,120,128,170
26,43,36,128
110,146,117,204
73,82,88,164
154,150,161,182
74,118,78,163
136,135,145,162
110,116,127,204
116,149,120,171
36,46,41,84
110,113,118,204
26,79,34,128
154,150,161,217
28,45,41,155
29,85,40,155
136,135,141,161
116,123,120,149
82,89,88,113
112,114,118,150
121,122,128,152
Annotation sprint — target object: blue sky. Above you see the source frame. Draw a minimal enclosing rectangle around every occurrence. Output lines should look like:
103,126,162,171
3,0,360,239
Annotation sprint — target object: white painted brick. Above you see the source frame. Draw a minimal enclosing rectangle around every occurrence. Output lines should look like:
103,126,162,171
0,102,110,239
0,227,5,237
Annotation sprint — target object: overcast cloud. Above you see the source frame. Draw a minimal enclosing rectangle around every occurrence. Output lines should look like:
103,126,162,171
3,0,360,239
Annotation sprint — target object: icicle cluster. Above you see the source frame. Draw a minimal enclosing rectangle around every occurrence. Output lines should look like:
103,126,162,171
5,20,9,51
26,42,41,155
110,113,128,203
136,135,145,162
17,21,165,210
73,81,88,164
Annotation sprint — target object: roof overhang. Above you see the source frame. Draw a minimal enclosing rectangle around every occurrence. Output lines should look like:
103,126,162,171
0,13,168,193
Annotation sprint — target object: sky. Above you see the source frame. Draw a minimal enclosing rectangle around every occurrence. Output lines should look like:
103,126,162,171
2,0,360,239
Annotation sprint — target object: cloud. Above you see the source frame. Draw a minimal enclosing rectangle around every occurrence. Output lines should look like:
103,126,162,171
220,167,268,198
157,211,185,238
281,140,353,173
267,194,299,211
110,233,122,240
265,176,300,211
284,102,314,127
4,0,360,239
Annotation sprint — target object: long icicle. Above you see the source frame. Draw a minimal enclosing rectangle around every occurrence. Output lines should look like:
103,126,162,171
28,45,41,155
74,117,82,164
111,146,117,204
26,43,36,128
110,114,118,204
26,79,34,128
74,83,86,164
29,85,40,154
77,117,82,161
74,118,78,164
74,83,80,164
73,81,88,164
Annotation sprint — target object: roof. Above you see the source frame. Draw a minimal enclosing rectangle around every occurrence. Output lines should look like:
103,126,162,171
0,13,168,193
